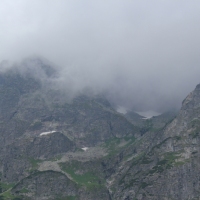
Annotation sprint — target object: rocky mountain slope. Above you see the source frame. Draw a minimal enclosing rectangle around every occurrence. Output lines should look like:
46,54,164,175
108,84,200,200
0,59,199,200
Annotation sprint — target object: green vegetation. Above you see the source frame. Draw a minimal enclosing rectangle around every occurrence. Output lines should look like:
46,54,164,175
0,182,15,193
48,155,62,161
0,190,17,200
19,188,29,193
0,181,21,200
102,136,136,157
59,161,105,189
140,182,150,189
130,153,145,167
121,151,184,192
103,137,120,148
120,153,144,186
147,152,181,175
123,178,139,189
189,119,200,128
28,157,42,172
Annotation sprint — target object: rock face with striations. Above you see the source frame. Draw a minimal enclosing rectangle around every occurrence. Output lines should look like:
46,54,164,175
108,84,200,200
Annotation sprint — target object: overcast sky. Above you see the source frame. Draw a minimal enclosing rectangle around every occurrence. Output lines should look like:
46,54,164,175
0,0,200,112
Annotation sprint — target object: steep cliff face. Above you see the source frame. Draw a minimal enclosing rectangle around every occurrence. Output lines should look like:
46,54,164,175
0,60,200,200
108,84,200,200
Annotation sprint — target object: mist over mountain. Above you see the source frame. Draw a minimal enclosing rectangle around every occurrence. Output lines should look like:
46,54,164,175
1,2,200,199
1,0,200,112
0,56,196,114
0,54,200,200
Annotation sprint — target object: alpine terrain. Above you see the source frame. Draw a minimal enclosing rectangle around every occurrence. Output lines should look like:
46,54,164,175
0,59,199,200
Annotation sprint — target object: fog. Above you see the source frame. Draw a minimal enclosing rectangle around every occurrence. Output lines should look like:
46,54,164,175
1,0,200,112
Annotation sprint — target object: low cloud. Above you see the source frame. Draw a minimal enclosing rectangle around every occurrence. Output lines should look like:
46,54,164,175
1,0,200,112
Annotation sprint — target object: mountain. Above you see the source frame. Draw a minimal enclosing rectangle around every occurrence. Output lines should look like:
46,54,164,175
125,110,177,133
108,84,200,200
0,59,199,200
0,60,139,200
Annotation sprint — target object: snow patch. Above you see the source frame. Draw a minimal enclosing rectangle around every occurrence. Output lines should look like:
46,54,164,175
81,147,89,151
40,131,56,136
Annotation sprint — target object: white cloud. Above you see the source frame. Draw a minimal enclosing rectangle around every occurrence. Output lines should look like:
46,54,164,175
0,0,200,111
